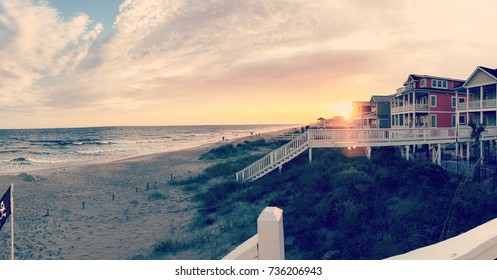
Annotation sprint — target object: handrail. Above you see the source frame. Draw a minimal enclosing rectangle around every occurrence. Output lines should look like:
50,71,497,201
387,216,497,259
236,132,309,182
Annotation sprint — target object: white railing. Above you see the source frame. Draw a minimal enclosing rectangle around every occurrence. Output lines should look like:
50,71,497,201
391,104,428,113
307,128,470,147
415,104,428,111
483,99,496,108
235,132,309,182
223,207,284,260
225,207,497,260
387,217,497,260
468,100,481,109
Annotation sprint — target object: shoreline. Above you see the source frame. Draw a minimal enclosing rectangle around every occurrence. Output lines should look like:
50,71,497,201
0,126,299,177
0,126,298,260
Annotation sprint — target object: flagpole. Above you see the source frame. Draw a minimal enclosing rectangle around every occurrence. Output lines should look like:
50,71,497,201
10,183,14,260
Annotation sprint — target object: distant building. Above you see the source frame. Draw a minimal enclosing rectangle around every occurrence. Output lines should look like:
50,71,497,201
370,95,391,128
351,96,391,128
351,101,373,128
390,74,465,128
313,116,350,129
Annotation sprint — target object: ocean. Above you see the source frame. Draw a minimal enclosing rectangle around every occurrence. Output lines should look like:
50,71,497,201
0,125,297,174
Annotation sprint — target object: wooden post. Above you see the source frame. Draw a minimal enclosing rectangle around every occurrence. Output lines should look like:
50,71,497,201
257,207,284,260
467,142,470,162
437,144,442,166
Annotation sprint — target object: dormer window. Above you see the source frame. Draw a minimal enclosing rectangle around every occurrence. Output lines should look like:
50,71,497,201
431,79,448,89
420,79,426,88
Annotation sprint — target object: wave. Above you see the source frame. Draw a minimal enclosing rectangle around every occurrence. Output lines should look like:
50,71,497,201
0,149,22,154
28,139,115,147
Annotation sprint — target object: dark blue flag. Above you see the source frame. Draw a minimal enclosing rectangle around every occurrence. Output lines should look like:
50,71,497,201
0,187,11,231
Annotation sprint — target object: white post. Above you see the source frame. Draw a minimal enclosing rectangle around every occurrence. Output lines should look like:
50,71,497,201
406,145,410,161
308,147,312,162
456,142,459,161
413,91,416,127
366,147,371,160
257,207,284,260
480,86,484,124
437,144,442,166
467,142,470,162
466,88,469,111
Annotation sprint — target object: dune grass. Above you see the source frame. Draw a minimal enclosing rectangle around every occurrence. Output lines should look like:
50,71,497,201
145,141,497,260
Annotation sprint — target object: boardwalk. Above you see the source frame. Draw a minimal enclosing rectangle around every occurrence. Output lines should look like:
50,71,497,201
236,126,497,182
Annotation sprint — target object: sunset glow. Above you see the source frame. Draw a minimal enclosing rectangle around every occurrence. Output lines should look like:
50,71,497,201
326,102,353,120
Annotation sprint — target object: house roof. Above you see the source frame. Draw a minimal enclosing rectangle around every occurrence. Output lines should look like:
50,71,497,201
405,74,465,84
462,66,497,88
370,95,391,103
479,66,497,79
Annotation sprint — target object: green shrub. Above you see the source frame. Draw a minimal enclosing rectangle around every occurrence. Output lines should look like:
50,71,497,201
148,192,168,201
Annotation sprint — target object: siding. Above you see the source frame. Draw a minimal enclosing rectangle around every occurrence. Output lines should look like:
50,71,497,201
466,70,496,87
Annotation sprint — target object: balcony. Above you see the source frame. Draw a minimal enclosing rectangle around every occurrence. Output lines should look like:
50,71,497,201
391,104,429,114
458,99,497,110
415,104,428,111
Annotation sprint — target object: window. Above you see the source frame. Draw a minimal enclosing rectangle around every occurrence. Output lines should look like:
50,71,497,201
431,79,448,89
430,95,437,107
451,97,457,108
431,115,437,127
420,79,426,88
452,115,456,127
459,97,465,103
459,115,466,125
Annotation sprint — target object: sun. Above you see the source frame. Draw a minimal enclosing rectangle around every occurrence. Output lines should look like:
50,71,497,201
326,101,353,120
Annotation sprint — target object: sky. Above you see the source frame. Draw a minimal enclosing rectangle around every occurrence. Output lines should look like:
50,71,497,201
1,0,497,129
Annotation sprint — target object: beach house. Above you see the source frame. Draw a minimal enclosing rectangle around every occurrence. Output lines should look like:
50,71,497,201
390,74,465,128
457,66,497,127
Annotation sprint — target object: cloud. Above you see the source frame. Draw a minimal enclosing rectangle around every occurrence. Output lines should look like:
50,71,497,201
78,1,410,103
0,0,102,106
5,0,497,128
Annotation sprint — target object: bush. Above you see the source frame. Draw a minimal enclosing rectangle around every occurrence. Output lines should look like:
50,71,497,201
200,144,238,160
148,192,168,201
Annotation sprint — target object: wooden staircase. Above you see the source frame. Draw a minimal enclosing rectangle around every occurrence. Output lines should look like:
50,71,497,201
236,132,309,182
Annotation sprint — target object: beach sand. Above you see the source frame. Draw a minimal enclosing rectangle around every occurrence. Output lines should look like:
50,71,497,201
0,128,297,260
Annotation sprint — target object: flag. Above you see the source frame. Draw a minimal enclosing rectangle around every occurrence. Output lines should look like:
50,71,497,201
0,186,11,231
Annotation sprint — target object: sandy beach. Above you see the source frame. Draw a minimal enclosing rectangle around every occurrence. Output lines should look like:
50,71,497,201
0,128,296,260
